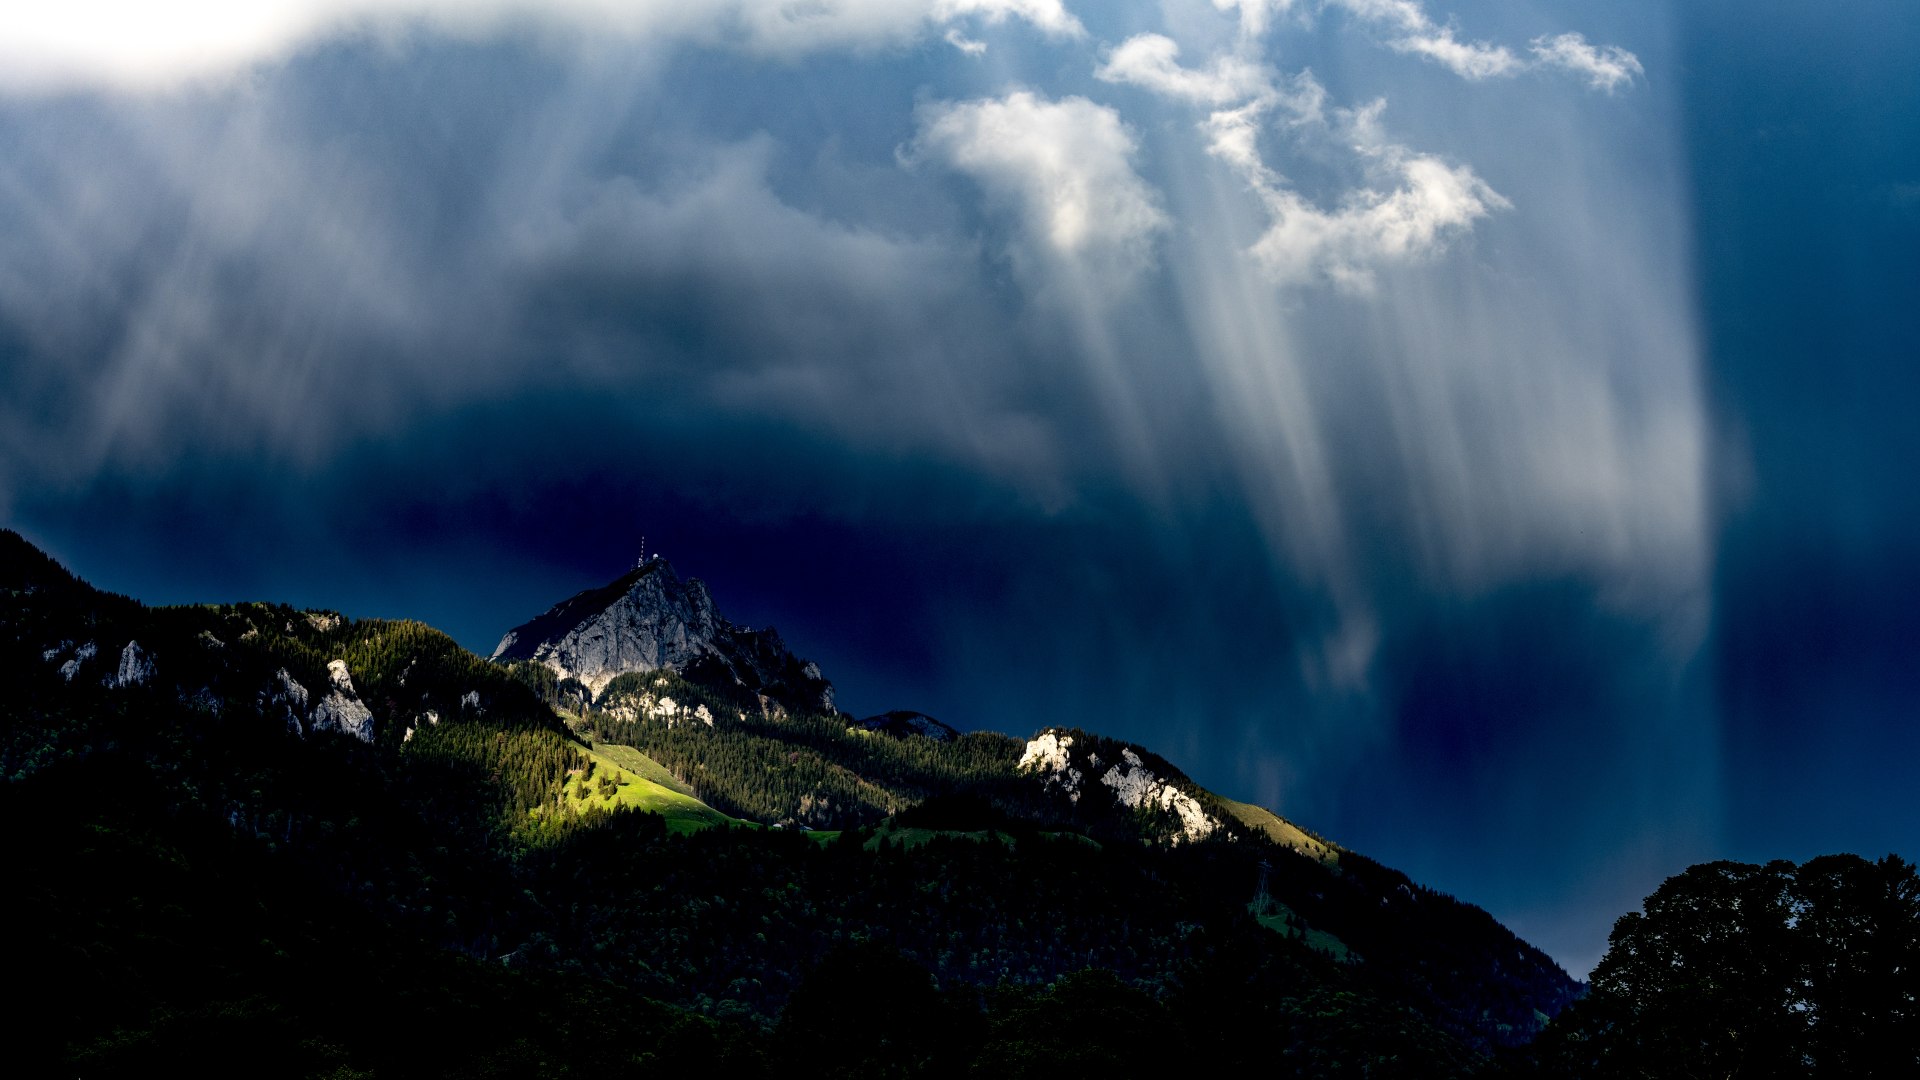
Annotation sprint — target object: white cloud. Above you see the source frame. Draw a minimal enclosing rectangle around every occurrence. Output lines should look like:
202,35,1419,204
1326,0,1520,81
945,29,989,55
1326,0,1635,89
1531,32,1644,93
1204,100,1276,178
1389,31,1523,81
934,0,1085,39
911,91,1169,277
1204,90,1507,290
0,1,342,91
1245,153,1506,290
0,0,1083,92
1095,33,1272,105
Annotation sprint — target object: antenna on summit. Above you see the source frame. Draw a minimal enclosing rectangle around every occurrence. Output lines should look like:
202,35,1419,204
636,536,647,570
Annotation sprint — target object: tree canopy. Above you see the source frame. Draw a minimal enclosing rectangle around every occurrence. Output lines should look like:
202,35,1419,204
1532,854,1920,1077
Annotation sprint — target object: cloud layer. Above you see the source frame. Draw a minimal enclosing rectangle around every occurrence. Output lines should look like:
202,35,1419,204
0,0,1086,91
1,0,1722,974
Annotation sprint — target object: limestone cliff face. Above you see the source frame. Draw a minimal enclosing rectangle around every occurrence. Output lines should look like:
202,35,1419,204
312,659,376,742
490,559,836,715
263,659,376,743
1019,728,1221,844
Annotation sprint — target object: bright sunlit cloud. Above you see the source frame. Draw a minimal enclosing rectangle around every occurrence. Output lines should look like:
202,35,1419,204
0,0,1084,91
1530,32,1646,93
1096,33,1273,105
0,0,1639,95
910,91,1170,279
1327,0,1638,87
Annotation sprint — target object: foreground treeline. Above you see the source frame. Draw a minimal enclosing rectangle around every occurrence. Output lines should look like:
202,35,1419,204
1514,853,1920,1078
0,737,1495,1077
520,799,1571,1053
15,749,1912,1079
3,760,1476,1076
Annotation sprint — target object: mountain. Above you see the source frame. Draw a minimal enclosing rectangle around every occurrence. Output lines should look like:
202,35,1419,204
490,557,836,717
857,709,960,742
1,530,1581,1075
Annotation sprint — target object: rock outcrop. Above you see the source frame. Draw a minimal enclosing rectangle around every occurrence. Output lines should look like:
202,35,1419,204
311,659,375,743
56,640,97,682
491,558,836,715
46,638,154,688
114,640,155,688
263,668,311,736
1019,728,1221,844
265,660,375,743
600,677,718,728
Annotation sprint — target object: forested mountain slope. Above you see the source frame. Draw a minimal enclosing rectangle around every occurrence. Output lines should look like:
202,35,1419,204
1,530,1578,1074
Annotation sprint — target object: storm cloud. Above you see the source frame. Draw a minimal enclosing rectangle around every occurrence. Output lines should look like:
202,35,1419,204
4,0,1913,975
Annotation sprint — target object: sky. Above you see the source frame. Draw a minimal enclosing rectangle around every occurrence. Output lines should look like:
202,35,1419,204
2,0,1915,976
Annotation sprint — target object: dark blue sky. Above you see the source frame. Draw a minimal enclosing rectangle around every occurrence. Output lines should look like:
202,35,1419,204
3,0,1914,975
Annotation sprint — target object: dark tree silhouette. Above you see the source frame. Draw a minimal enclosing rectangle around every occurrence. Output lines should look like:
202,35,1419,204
1531,854,1920,1078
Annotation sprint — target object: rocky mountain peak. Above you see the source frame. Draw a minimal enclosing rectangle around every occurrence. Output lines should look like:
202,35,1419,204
491,558,836,716
856,710,959,742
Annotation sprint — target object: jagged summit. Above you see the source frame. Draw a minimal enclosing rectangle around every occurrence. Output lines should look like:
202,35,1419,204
490,557,836,716
856,710,959,742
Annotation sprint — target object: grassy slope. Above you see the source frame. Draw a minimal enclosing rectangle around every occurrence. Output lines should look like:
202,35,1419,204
1258,906,1355,963
544,707,743,833
553,743,744,834
592,741,702,799
1219,798,1352,961
1216,796,1340,864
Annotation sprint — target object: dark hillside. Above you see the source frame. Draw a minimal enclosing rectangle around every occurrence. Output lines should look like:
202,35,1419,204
1,531,1577,1072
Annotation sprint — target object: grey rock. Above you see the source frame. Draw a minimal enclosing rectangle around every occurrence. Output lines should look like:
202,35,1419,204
310,659,375,743
59,640,97,682
114,640,155,688
492,558,836,715
265,668,310,737
1019,728,1222,844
